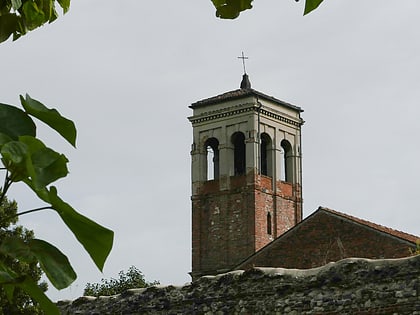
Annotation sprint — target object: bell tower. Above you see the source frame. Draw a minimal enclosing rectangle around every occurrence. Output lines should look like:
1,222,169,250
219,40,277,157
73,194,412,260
189,74,304,279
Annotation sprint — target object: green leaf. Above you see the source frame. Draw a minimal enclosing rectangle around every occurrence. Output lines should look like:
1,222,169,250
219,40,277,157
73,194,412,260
0,13,19,43
29,239,77,289
0,133,13,147
20,136,69,188
48,187,114,272
21,1,46,30
20,94,77,147
212,0,253,19
11,0,22,10
57,0,70,13
19,277,60,315
0,103,36,139
3,284,15,303
0,237,76,290
0,236,36,263
304,0,324,15
1,140,28,165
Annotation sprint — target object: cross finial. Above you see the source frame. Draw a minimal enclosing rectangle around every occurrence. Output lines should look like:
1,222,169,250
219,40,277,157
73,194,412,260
238,51,249,74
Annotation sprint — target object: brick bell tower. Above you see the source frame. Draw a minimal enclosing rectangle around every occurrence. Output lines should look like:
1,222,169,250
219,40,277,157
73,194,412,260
189,73,304,279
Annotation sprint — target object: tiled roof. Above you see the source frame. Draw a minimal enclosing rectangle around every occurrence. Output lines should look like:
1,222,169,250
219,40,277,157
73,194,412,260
190,88,303,112
319,206,419,244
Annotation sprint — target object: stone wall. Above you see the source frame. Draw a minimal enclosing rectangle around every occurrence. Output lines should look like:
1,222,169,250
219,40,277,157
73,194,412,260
58,255,420,314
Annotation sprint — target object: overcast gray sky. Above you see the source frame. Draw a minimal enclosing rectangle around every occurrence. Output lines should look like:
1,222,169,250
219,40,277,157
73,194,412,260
2,0,420,301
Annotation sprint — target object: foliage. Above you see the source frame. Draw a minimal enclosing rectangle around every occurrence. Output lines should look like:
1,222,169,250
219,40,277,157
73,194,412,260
84,266,159,297
409,240,420,256
0,0,69,43
211,0,325,19
0,94,114,314
0,0,327,44
0,193,47,314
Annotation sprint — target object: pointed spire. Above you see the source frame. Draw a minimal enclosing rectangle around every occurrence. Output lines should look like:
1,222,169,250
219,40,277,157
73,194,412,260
240,73,251,89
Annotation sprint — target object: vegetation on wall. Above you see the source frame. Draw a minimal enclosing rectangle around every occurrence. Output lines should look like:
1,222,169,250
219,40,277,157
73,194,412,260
84,266,159,297
410,240,420,256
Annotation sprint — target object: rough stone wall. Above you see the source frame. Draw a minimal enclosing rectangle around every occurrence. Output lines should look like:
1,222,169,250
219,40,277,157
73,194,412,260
58,255,420,314
238,210,416,271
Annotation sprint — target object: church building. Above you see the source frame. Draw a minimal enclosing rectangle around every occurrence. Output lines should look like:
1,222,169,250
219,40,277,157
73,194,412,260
188,73,418,280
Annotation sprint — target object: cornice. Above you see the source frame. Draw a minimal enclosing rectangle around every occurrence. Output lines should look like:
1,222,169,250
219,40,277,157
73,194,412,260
188,104,304,127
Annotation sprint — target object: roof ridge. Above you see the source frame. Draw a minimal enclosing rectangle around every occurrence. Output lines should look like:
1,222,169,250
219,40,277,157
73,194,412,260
319,206,419,244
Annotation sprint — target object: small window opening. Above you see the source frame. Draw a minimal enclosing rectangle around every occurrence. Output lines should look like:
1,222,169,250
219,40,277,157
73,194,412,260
281,139,293,183
232,132,246,176
205,138,219,180
267,212,272,235
260,133,271,176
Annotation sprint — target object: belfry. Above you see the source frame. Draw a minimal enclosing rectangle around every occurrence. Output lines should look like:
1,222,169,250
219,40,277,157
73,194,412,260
189,72,304,279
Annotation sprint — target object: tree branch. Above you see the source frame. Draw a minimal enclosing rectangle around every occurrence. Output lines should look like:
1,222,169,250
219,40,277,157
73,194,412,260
1,206,54,225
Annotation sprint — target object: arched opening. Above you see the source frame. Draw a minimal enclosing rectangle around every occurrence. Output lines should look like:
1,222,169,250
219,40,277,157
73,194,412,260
281,139,293,183
267,212,272,235
205,138,219,180
260,133,272,177
232,132,246,176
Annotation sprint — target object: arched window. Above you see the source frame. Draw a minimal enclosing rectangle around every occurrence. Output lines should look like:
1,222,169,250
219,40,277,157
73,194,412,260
205,138,219,180
232,132,246,176
267,212,272,235
281,139,293,183
260,133,272,176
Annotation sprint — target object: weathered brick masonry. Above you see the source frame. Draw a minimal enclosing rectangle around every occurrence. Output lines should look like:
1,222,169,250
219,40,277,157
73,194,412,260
192,171,301,278
58,255,420,314
235,207,418,271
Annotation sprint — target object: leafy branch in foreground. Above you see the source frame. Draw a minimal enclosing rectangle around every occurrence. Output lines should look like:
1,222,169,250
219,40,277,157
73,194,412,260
0,0,327,44
84,266,159,297
0,94,114,314
211,0,325,19
0,0,70,43
0,193,47,314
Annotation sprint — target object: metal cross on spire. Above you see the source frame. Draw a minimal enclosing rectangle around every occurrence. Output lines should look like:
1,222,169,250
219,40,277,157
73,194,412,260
238,51,249,74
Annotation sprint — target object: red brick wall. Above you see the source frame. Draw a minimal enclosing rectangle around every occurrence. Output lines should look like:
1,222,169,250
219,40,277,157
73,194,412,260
192,171,302,278
239,210,415,270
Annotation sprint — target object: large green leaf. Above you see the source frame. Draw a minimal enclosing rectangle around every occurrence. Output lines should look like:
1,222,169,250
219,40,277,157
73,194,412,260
0,236,35,263
48,187,114,272
1,140,30,182
0,261,59,313
20,94,77,147
20,136,69,188
30,239,77,289
304,0,324,15
19,277,59,315
1,141,28,165
0,133,13,147
0,103,36,139
0,236,77,289
1,136,69,187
